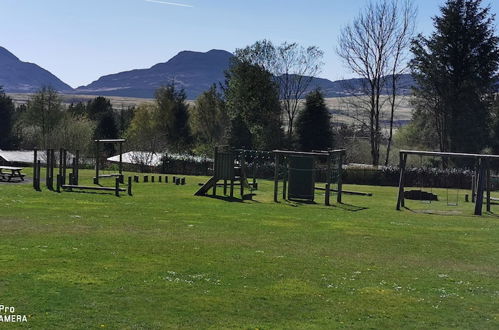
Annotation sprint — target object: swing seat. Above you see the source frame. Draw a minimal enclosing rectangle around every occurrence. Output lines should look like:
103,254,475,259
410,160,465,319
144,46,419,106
404,189,438,201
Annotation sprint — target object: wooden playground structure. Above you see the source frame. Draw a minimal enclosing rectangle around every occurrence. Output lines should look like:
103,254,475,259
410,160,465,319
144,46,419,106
396,149,499,215
32,145,132,197
195,146,371,205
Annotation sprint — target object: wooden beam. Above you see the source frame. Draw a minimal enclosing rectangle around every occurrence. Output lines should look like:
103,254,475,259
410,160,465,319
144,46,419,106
337,152,344,204
273,153,279,202
325,153,331,206
400,149,499,160
474,158,486,216
396,152,408,210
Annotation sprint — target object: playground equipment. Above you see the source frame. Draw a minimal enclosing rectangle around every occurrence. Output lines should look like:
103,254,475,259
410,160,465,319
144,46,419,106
94,139,125,185
195,147,369,206
273,149,346,205
33,148,132,197
396,150,499,215
195,146,252,198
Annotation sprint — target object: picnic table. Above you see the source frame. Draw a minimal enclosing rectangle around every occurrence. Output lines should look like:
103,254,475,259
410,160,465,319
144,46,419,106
0,166,25,182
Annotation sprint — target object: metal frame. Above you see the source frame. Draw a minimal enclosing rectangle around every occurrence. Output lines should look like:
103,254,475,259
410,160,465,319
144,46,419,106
396,150,498,215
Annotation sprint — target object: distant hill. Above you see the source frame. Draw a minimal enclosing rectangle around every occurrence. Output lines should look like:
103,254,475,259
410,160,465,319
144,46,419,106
0,46,72,93
75,49,234,99
75,49,415,99
0,46,416,99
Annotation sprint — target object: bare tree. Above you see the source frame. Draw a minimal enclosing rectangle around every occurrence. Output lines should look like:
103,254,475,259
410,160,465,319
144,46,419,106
385,0,416,165
235,40,324,140
337,0,416,166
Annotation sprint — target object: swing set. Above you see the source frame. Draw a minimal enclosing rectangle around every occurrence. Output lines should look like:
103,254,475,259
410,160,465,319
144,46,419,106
396,150,499,216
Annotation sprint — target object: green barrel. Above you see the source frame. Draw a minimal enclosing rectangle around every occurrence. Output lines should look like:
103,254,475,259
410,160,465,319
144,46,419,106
288,156,315,201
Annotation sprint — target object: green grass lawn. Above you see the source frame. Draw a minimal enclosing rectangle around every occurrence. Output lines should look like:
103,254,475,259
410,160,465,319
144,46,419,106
0,170,498,329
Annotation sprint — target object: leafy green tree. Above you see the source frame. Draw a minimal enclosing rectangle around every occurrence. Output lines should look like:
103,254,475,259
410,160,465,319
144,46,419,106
68,102,87,118
190,85,228,155
23,86,63,149
126,104,160,152
224,59,283,150
410,0,499,153
0,87,16,149
86,96,113,121
155,83,192,153
295,89,333,151
235,40,324,140
52,113,95,156
226,114,253,150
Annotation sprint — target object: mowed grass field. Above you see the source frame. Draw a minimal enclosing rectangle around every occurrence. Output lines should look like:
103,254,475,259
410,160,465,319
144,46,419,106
0,170,498,329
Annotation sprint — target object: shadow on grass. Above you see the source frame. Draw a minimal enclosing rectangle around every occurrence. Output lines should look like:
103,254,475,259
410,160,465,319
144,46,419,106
62,190,118,196
403,206,463,216
333,203,369,212
282,200,368,212
202,194,259,203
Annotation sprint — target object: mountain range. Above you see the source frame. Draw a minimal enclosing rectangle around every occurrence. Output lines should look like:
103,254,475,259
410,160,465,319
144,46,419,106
0,46,414,99
0,46,72,93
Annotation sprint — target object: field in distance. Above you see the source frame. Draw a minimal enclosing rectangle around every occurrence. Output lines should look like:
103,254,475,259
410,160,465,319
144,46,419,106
9,93,414,127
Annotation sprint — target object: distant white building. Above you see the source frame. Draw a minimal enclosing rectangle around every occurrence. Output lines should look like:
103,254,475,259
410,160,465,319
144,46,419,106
0,150,75,166
0,150,41,165
106,151,211,167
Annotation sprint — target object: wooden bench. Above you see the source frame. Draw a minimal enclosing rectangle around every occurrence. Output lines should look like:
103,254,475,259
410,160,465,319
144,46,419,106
0,166,25,182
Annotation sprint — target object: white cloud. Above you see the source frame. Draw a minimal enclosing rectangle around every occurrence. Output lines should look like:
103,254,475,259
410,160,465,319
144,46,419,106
144,0,193,8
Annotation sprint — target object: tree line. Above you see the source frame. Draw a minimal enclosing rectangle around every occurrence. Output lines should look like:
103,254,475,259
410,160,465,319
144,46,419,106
1,0,498,166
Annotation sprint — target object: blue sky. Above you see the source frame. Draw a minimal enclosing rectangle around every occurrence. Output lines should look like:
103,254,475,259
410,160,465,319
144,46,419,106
1,0,498,88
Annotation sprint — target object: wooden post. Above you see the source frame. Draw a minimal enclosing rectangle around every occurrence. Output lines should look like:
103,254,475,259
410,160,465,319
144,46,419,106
62,149,67,185
337,152,344,204
240,153,245,198
36,160,41,191
325,153,332,206
213,146,218,196
165,176,168,183
49,149,55,190
396,152,408,210
95,141,100,185
119,141,123,178
282,156,287,200
223,179,227,195
33,149,38,190
144,175,148,183
151,176,155,183
45,149,50,189
486,158,491,212
59,148,63,185
474,158,486,216
274,153,279,202
75,150,79,185
70,158,76,185
128,176,132,196
472,161,478,203
159,176,162,183
115,177,120,197
56,174,61,193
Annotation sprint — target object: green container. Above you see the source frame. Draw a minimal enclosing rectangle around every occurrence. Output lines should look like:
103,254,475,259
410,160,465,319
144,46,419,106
288,156,315,201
